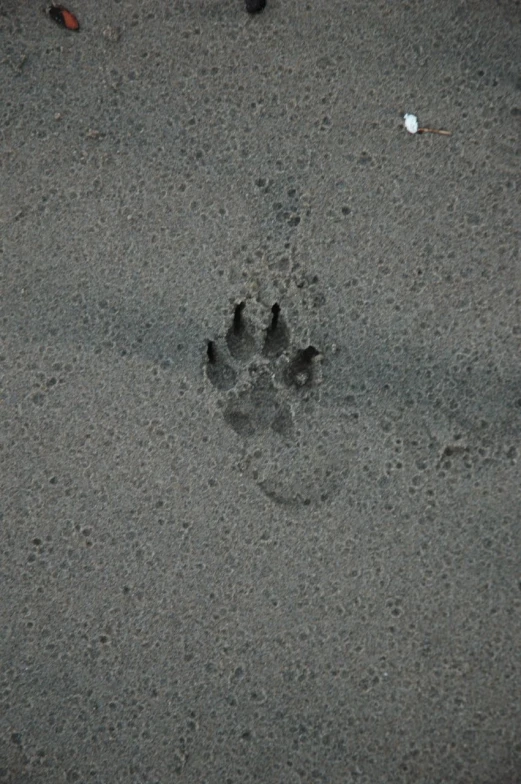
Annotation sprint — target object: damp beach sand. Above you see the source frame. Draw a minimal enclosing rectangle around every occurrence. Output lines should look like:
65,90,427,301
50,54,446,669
1,1,520,782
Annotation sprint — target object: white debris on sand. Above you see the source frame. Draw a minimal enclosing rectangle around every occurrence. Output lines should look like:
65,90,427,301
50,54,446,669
404,113,419,134
403,112,452,136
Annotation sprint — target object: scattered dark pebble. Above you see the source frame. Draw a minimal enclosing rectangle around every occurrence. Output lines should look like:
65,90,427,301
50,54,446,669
245,0,266,14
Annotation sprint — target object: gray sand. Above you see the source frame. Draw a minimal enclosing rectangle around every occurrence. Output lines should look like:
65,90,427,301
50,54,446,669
1,0,520,781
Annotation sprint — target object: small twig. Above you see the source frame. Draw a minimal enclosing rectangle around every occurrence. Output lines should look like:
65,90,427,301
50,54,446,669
418,128,452,136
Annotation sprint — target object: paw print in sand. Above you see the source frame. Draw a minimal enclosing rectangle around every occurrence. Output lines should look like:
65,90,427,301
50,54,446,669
206,300,342,508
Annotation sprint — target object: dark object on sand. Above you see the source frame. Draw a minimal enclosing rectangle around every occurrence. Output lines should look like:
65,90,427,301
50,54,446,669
47,4,80,30
245,0,266,14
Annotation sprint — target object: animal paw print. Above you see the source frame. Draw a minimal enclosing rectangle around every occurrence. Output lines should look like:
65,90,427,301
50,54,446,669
206,301,341,508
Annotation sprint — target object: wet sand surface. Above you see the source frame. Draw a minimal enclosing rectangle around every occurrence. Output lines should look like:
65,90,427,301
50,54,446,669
1,1,520,781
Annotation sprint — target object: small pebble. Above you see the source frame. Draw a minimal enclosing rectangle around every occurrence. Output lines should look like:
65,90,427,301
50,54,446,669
102,26,121,43
245,0,266,14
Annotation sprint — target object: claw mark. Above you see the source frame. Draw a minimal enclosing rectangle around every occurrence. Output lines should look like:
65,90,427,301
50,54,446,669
263,302,290,357
226,301,256,361
285,345,320,388
207,340,216,364
233,301,246,335
269,303,280,332
300,346,320,363
205,338,237,391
